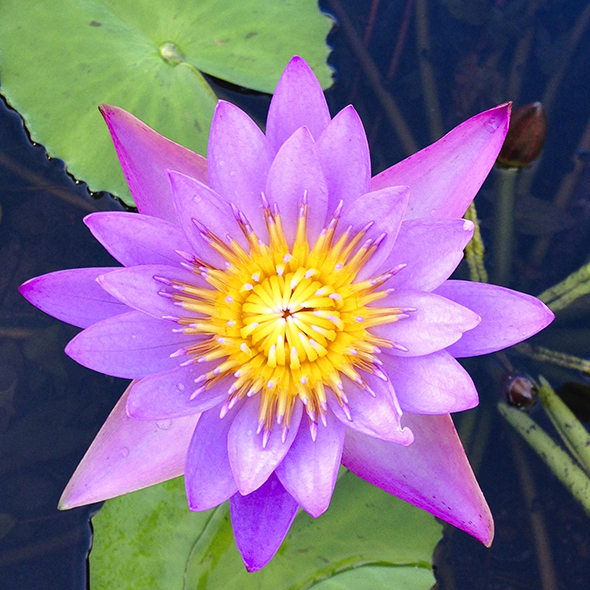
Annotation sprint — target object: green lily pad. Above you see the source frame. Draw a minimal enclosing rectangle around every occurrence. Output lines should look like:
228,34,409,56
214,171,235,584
0,0,332,206
90,471,440,590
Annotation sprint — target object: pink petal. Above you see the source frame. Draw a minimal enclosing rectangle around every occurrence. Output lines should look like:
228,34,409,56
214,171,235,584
230,473,299,572
97,264,205,320
100,105,208,223
328,376,414,444
126,364,229,420
207,101,274,238
316,105,371,212
265,126,329,245
371,290,481,356
381,351,479,414
340,186,409,281
371,103,511,219
84,212,193,267
59,384,198,509
65,311,194,379
434,280,554,357
384,218,474,291
266,56,331,152
228,396,303,495
342,413,494,546
185,406,238,511
275,412,345,517
19,268,127,329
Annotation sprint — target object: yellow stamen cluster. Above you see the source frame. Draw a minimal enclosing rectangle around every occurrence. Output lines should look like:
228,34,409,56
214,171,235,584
168,195,407,440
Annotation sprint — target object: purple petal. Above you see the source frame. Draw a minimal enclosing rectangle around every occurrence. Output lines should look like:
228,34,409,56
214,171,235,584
371,290,481,356
275,412,345,517
384,218,474,291
381,351,479,414
65,311,194,379
265,126,329,245
97,264,205,320
59,384,198,509
185,406,238,511
266,56,331,152
434,280,554,357
328,376,414,444
19,268,127,328
207,101,274,237
342,413,494,546
126,364,229,420
230,473,299,572
228,396,303,495
84,212,193,267
316,106,371,212
371,103,511,219
340,186,409,281
100,105,208,223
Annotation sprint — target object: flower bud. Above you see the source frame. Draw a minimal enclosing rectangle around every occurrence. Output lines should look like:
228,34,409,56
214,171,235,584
502,374,537,409
496,102,547,169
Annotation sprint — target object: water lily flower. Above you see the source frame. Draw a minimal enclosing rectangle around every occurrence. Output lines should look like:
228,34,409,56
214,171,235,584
20,56,553,571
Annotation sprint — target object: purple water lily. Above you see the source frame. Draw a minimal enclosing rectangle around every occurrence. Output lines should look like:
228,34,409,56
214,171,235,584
20,56,553,571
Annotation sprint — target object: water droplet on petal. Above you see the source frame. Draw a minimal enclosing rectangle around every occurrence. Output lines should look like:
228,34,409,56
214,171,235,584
176,382,185,392
484,117,500,133
156,420,172,430
119,447,129,458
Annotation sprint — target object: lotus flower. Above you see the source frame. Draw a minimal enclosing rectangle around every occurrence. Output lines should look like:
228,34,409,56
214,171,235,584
19,56,553,571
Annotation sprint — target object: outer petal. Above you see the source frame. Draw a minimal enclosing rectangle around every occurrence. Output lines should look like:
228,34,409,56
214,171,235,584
84,212,193,267
207,101,274,237
59,384,198,509
371,290,481,356
230,474,299,572
266,55,331,152
384,218,475,291
65,311,194,379
265,126,329,245
381,351,479,414
316,105,371,212
371,103,511,219
275,412,345,517
228,396,302,495
185,406,238,511
342,413,494,546
434,280,554,357
19,268,127,329
100,105,208,223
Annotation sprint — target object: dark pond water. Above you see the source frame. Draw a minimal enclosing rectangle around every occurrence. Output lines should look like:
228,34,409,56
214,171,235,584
2,0,590,588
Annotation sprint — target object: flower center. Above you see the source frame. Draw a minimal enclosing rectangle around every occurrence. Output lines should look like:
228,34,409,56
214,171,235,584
168,194,409,441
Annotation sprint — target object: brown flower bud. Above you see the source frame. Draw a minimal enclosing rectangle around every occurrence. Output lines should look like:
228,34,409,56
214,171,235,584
502,374,537,409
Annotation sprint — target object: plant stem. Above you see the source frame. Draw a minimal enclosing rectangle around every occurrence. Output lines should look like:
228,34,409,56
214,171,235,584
493,168,518,286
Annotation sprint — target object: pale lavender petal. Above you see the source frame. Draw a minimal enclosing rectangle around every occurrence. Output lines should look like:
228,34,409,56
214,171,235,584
381,351,479,414
342,413,494,546
19,268,127,328
65,311,194,379
434,280,554,357
207,101,274,237
97,264,205,320
228,396,303,495
265,126,329,245
84,212,193,267
328,376,414,444
185,406,238,511
316,105,371,212
371,103,511,219
100,105,208,223
383,218,475,291
371,290,480,356
126,364,229,420
230,473,299,572
59,384,198,509
340,186,409,281
266,55,331,152
275,412,344,517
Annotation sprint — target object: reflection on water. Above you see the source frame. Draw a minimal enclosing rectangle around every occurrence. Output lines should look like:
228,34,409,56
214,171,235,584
2,0,590,588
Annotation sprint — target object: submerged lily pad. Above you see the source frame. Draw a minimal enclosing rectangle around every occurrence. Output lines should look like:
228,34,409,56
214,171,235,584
90,471,441,590
0,0,332,206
